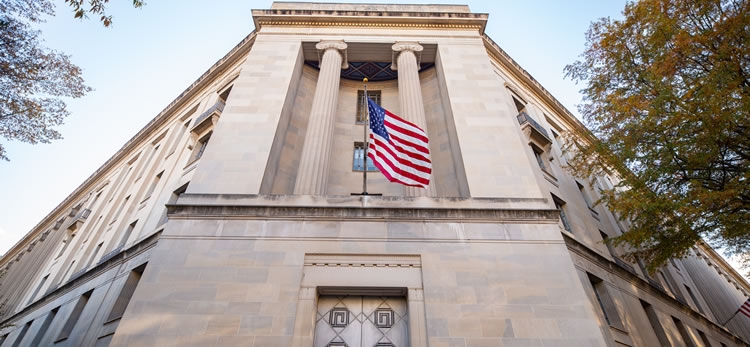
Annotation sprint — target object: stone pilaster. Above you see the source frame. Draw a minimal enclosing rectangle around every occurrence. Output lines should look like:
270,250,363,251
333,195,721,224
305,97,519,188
294,40,348,195
392,42,434,196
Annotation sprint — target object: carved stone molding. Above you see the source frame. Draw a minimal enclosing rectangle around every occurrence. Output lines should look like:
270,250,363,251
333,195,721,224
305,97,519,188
391,42,423,70
316,40,348,69
305,254,421,268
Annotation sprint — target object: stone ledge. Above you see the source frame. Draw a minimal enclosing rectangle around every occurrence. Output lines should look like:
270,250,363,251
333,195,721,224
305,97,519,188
176,193,550,210
168,201,559,223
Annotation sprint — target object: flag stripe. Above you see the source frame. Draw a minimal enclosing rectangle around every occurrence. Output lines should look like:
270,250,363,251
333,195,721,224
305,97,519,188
741,299,750,318
370,137,431,180
384,118,429,146
370,135,431,177
376,135,432,171
367,98,431,188
368,143,427,186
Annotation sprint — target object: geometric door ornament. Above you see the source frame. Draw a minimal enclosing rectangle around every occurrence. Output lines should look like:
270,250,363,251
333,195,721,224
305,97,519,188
314,295,409,347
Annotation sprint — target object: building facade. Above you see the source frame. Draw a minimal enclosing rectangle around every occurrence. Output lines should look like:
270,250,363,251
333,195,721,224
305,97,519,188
1,3,749,346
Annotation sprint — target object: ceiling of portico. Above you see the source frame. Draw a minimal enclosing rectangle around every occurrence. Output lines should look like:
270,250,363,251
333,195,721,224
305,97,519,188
301,41,436,64
302,41,436,81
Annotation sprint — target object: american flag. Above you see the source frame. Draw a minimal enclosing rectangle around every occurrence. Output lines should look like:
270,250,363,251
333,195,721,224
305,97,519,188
367,97,432,188
740,298,750,318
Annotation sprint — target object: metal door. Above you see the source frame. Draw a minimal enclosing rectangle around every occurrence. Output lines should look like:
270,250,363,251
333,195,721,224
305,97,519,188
313,295,409,347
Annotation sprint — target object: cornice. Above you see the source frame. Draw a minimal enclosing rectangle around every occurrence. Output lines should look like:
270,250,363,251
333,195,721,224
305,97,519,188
0,232,159,327
482,34,592,140
0,32,258,265
563,234,749,345
252,9,487,33
696,242,750,294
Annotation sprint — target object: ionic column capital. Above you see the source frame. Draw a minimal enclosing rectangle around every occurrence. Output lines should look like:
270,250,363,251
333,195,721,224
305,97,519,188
391,41,423,70
316,40,348,69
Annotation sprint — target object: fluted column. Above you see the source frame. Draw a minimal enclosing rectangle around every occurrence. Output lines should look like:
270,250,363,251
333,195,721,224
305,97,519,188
294,40,348,195
392,42,434,196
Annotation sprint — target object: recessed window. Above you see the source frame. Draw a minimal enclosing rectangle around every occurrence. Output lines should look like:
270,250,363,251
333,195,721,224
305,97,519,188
684,285,705,314
641,300,670,346
11,320,32,347
356,90,381,124
191,132,212,162
27,274,49,304
552,195,573,233
106,264,146,322
57,290,93,342
218,86,233,103
587,273,624,329
117,220,138,250
352,142,377,172
143,171,163,201
531,145,546,170
599,231,616,256
672,317,697,347
31,307,59,346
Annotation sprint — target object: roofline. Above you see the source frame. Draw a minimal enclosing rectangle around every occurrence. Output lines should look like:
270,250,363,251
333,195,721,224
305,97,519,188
252,8,487,34
482,34,591,138
697,242,750,292
0,32,257,264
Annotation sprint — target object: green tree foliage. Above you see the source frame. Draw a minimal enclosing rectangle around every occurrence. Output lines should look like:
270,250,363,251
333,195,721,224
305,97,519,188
65,0,144,27
0,0,143,161
0,0,90,161
565,0,749,271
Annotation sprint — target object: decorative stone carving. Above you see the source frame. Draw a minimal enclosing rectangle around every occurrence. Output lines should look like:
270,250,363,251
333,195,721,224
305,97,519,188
391,42,423,70
316,40,349,69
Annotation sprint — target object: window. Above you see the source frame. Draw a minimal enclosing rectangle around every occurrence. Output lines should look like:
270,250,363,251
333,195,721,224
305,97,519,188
143,171,163,200
670,258,681,271
27,274,49,304
31,307,58,346
510,93,527,113
57,290,93,342
160,182,189,225
641,300,670,346
117,220,138,250
111,195,130,224
531,145,546,170
552,195,573,233
577,181,594,209
672,317,697,347
587,273,624,329
697,330,712,347
218,86,233,103
85,242,104,269
106,264,146,322
599,231,616,256
684,285,705,314
356,90,381,123
56,235,72,259
62,261,76,281
11,321,32,347
352,142,377,172
190,131,212,162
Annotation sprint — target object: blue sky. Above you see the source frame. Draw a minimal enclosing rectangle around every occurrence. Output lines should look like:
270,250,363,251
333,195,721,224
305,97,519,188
0,0,629,254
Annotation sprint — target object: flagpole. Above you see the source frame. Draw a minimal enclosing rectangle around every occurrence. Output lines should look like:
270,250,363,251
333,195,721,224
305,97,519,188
362,77,369,195
721,308,740,326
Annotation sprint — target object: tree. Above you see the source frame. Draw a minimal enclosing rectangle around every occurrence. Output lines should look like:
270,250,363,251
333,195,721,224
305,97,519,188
0,0,90,161
0,0,144,161
564,0,749,271
64,0,145,27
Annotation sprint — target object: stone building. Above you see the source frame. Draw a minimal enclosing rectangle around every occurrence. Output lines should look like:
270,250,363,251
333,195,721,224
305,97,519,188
0,2,749,346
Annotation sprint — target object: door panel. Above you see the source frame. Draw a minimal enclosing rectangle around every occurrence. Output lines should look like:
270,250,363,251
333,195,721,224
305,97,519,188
314,295,409,347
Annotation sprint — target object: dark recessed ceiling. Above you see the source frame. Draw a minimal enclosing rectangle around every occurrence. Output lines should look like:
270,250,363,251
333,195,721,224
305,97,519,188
305,61,435,81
